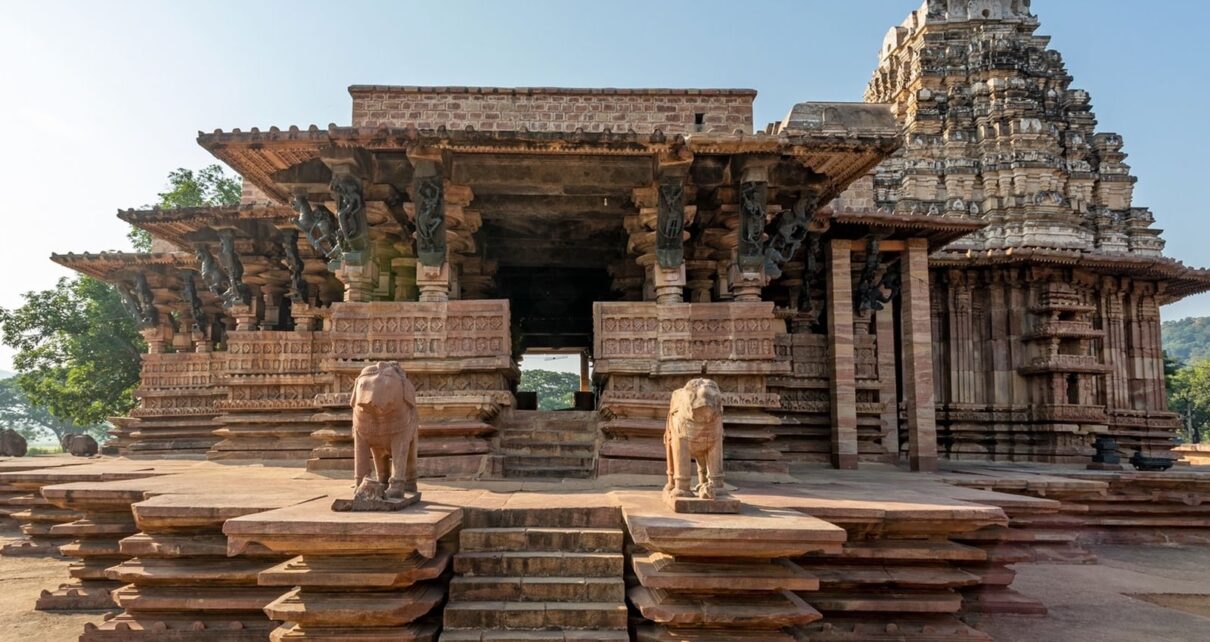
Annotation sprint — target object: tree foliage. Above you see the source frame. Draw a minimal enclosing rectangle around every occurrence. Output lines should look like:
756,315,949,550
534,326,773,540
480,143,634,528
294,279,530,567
127,164,242,251
1162,316,1210,364
519,368,579,410
0,378,105,442
1169,358,1210,444
0,276,143,428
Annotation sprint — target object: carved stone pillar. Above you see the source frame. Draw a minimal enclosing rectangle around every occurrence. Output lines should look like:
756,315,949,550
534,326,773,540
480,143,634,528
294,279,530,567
826,238,858,470
141,326,167,355
291,302,324,332
417,262,451,303
392,256,418,301
900,237,939,472
230,304,258,332
653,265,687,305
336,261,379,303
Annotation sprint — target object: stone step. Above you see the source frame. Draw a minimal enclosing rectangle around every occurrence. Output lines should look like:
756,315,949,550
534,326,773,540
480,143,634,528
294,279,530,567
503,455,595,468
499,440,597,455
503,465,594,480
499,429,597,443
454,551,624,578
805,590,964,614
463,507,622,529
444,601,627,630
442,629,629,641
450,576,625,602
460,528,623,553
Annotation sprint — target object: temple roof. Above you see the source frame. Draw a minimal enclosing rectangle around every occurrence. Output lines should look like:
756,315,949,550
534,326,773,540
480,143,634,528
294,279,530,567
931,249,1210,303
118,205,296,249
827,208,987,251
197,114,902,204
50,251,195,281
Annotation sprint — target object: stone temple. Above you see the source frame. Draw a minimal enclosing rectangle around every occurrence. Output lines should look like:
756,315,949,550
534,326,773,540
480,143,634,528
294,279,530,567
5,2,1210,641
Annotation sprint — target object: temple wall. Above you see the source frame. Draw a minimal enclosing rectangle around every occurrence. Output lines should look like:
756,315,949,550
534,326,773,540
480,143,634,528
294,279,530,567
114,351,226,457
349,86,755,134
592,301,788,475
929,267,1178,462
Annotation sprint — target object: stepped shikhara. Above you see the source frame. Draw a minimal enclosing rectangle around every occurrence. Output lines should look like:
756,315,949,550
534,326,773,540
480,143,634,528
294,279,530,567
838,0,1209,463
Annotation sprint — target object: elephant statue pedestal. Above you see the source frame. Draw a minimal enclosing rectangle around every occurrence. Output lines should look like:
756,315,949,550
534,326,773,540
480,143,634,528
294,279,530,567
332,478,421,512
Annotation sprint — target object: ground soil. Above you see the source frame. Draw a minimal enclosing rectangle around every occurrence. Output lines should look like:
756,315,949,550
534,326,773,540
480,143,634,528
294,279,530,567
974,544,1210,641
0,521,111,642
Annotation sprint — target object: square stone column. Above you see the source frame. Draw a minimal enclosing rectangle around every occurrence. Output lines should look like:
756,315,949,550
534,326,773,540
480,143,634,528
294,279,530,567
826,238,858,469
876,307,900,461
900,237,939,472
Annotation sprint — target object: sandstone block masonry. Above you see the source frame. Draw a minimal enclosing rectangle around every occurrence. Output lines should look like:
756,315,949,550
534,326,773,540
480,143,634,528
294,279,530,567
349,86,755,134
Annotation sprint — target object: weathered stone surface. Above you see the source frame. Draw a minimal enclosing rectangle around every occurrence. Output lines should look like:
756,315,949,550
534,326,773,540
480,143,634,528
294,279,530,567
632,551,818,593
629,586,821,628
618,491,845,559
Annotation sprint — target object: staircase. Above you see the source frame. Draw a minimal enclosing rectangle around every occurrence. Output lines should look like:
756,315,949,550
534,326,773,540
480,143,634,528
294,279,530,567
441,507,628,641
499,410,598,479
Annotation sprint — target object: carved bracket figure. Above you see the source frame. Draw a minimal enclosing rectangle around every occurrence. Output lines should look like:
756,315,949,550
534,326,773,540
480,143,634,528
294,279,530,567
855,236,896,313
127,272,160,328
415,176,446,267
194,245,227,299
292,193,343,261
333,361,421,512
117,282,148,328
280,229,308,303
216,230,251,307
663,378,740,513
656,176,686,268
763,190,818,279
737,181,767,272
330,174,369,254
181,270,207,333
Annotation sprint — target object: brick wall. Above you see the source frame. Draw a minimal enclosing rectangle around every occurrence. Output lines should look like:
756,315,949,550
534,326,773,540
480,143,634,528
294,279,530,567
240,179,274,207
349,86,756,134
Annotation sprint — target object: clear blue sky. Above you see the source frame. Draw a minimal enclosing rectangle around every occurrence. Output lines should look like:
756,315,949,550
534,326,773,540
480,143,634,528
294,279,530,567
1,0,1206,370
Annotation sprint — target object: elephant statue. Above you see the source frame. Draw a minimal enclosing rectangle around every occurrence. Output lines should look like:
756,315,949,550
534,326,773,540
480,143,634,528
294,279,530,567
350,361,419,504
663,378,728,501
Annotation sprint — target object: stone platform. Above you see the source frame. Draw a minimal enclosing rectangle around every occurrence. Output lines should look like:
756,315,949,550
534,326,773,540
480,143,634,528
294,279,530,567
2,457,1209,641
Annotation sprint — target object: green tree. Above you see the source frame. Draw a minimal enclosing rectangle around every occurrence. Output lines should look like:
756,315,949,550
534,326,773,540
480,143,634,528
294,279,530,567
128,164,242,251
1168,359,1210,444
0,378,105,443
519,369,579,410
1162,316,1210,364
0,276,143,428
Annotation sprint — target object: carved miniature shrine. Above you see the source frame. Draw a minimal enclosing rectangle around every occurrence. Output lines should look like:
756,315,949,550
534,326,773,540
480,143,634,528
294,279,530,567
9,2,1210,641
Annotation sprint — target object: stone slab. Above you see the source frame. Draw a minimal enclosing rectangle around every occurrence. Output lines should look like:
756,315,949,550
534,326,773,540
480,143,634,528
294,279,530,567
663,493,741,514
632,551,819,592
615,490,845,558
224,495,462,557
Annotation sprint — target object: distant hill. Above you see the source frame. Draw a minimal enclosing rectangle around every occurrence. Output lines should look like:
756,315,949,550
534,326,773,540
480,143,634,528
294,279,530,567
1163,317,1210,364
0,370,12,380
